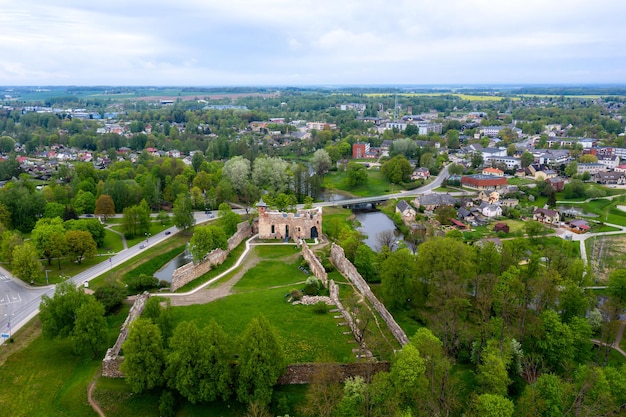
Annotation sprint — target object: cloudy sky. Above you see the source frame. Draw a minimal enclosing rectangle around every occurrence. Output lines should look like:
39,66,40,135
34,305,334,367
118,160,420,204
0,0,624,86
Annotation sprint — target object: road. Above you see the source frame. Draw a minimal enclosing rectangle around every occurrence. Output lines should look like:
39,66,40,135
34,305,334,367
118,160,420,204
0,211,217,344
0,166,452,342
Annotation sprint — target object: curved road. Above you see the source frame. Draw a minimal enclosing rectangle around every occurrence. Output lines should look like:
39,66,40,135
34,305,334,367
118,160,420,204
0,166,451,343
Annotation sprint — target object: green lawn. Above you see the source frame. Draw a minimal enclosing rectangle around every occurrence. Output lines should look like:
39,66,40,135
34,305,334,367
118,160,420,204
98,229,124,254
169,289,356,364
110,222,172,247
324,170,396,197
0,305,130,417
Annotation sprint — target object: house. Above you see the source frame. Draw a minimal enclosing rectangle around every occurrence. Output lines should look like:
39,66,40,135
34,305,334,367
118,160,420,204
411,167,430,180
494,222,510,233
534,169,558,181
457,207,474,222
533,208,560,225
449,218,469,230
546,176,565,192
352,142,378,159
577,163,606,175
501,198,518,208
396,200,416,222
414,194,457,211
482,167,504,177
478,190,500,204
567,219,590,234
461,174,508,190
594,171,626,185
614,164,626,173
482,204,502,218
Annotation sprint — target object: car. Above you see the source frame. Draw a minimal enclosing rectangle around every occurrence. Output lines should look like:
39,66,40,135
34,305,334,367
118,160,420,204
86,214,94,217
165,231,171,235
139,244,145,249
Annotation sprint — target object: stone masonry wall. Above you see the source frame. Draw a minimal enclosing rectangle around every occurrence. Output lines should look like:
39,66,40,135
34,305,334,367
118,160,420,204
301,241,328,287
330,243,410,346
169,222,252,291
102,292,150,377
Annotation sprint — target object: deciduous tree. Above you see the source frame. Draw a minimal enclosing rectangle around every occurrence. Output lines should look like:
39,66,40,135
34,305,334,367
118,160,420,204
72,297,107,357
94,194,115,220
120,318,165,393
64,230,97,264
236,315,285,406
12,242,42,283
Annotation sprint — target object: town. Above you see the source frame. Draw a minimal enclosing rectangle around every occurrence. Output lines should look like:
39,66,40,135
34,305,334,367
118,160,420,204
1,85,626,416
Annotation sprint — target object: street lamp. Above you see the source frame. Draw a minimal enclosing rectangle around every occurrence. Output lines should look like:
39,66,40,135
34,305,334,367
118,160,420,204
45,270,51,285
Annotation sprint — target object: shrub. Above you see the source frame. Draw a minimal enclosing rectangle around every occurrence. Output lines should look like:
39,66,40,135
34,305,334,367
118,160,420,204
290,289,303,301
303,277,321,296
126,273,159,292
94,283,126,314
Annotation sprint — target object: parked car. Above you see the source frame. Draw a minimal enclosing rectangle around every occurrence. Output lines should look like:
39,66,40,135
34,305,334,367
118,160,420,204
165,231,171,235
139,244,145,249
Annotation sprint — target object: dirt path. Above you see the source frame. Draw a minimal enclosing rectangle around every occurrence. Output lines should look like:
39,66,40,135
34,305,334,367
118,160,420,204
88,380,105,417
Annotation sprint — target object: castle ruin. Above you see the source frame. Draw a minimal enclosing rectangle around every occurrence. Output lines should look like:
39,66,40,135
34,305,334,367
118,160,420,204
256,198,322,242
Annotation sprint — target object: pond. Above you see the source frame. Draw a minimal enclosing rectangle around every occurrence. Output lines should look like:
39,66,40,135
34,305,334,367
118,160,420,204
353,209,410,252
153,247,193,282
558,205,599,218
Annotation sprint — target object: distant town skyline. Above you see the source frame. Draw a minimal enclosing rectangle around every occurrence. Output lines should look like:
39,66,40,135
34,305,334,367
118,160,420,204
1,0,625,86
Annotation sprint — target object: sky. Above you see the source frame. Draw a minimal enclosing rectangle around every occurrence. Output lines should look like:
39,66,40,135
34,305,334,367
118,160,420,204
0,0,625,86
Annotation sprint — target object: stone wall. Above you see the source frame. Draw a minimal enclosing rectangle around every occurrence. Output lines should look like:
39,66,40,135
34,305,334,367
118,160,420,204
301,241,328,287
169,222,252,291
330,243,410,346
277,362,390,385
102,292,150,378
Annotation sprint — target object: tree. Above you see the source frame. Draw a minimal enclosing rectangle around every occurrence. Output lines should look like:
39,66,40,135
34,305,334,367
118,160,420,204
435,205,457,225
521,151,534,168
534,310,574,372
381,249,419,309
31,217,66,268
390,342,426,408
354,244,377,282
217,203,241,236
120,318,165,393
12,242,42,283
72,297,107,357
446,129,460,149
0,230,22,264
580,154,598,163
466,393,514,417
94,194,115,220
64,230,97,264
471,153,484,168
191,151,204,172
39,281,89,338
524,220,545,241
300,359,343,417
165,320,233,403
312,148,332,177
65,218,106,248
73,190,96,215
236,315,285,406
172,193,195,234
222,156,251,194
382,155,412,184
608,268,626,303
189,225,228,262
94,283,126,314
506,144,516,156
122,199,151,238
346,162,368,187
477,352,510,396
565,161,578,177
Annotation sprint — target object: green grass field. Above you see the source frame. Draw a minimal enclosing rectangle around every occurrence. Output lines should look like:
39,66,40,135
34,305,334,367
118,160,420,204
324,170,395,197
0,305,130,417
169,246,356,364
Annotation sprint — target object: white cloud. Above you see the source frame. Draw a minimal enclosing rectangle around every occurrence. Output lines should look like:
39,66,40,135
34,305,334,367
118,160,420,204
0,0,624,85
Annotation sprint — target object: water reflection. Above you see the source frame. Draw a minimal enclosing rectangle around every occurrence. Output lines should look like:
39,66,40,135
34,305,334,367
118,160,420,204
153,247,193,282
354,209,406,252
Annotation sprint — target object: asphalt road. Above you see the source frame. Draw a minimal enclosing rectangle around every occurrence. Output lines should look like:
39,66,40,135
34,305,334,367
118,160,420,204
0,211,217,344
